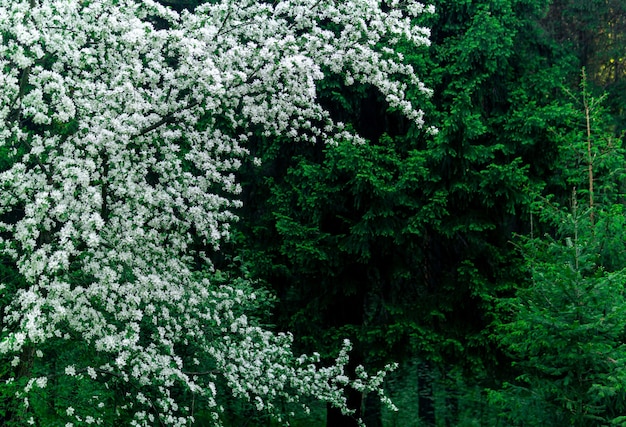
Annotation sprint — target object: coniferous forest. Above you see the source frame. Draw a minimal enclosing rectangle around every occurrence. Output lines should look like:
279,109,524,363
1,1,626,426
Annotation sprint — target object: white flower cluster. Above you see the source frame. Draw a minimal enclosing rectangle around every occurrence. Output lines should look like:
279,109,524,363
0,0,432,425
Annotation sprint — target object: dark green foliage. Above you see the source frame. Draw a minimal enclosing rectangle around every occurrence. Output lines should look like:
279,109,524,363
234,1,588,425
408,0,553,374
239,133,440,350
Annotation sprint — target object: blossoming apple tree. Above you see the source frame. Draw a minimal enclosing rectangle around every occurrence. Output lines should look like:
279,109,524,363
0,0,433,425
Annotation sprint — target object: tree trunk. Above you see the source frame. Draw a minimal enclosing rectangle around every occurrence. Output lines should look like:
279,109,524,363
418,360,436,427
445,386,459,427
362,391,383,427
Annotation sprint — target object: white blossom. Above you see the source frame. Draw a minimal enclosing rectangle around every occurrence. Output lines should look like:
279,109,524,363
0,0,432,425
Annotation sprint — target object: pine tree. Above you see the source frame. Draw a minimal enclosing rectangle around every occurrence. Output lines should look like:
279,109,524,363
493,74,626,426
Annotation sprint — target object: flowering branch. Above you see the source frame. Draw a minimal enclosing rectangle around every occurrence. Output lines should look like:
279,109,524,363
0,0,434,425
